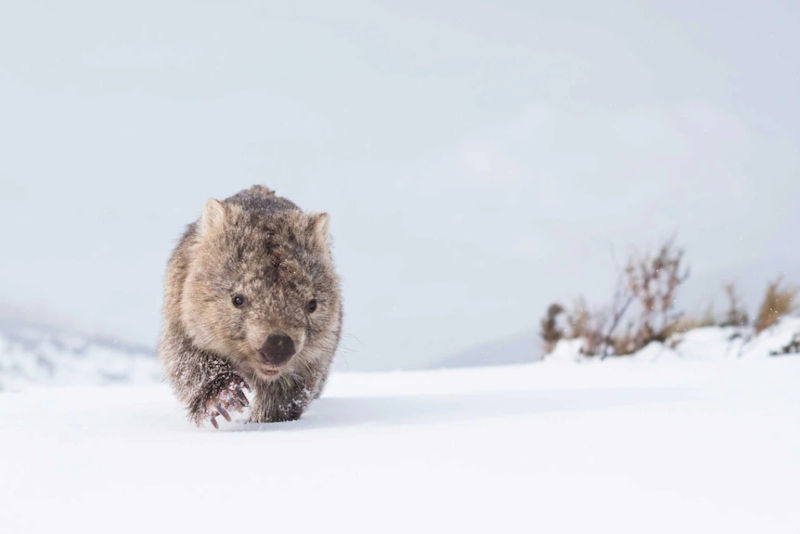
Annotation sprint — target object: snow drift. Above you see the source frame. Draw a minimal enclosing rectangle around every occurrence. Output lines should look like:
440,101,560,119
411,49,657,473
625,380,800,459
0,318,161,390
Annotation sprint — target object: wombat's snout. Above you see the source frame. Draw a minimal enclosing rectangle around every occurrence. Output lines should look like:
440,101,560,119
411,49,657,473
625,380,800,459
258,332,296,366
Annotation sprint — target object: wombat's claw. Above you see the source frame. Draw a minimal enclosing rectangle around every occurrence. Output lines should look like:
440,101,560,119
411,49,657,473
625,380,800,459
217,404,231,422
200,375,251,429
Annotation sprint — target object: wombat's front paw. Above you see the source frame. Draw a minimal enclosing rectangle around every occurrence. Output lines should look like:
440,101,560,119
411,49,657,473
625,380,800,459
190,374,251,429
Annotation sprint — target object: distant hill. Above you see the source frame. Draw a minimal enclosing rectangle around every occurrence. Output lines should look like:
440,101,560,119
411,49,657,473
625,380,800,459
431,329,542,369
0,316,162,391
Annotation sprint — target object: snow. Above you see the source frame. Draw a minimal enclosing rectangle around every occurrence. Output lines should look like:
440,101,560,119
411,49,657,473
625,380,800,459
0,320,161,391
545,316,800,364
2,317,799,532
2,358,799,533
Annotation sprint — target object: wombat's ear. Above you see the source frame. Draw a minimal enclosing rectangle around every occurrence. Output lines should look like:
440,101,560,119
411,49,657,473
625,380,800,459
307,213,331,248
198,198,228,237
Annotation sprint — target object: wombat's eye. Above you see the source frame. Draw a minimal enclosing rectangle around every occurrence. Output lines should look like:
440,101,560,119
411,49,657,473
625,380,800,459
232,295,246,307
307,299,318,313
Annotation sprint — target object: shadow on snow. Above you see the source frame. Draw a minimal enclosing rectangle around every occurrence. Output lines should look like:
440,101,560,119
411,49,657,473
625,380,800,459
233,386,699,432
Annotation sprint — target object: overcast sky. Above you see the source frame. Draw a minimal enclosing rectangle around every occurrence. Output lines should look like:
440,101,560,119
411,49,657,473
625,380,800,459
1,0,798,370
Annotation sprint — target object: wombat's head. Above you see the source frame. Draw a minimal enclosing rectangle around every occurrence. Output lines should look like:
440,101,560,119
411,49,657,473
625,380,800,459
181,198,342,382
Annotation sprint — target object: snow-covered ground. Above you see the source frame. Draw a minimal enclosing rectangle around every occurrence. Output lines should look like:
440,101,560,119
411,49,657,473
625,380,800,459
2,357,799,533
0,319,161,390
547,316,800,364
1,317,799,532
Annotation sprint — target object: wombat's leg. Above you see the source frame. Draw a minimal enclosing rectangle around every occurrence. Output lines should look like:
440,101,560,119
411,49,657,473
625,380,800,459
162,341,251,428
248,379,312,423
188,372,251,428
248,397,303,423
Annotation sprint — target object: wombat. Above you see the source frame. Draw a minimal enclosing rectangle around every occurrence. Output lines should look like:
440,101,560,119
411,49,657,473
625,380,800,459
158,185,343,428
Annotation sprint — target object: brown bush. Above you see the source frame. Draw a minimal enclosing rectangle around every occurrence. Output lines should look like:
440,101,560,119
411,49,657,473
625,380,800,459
697,303,717,329
566,297,607,356
754,276,799,333
538,237,690,358
538,237,800,359
720,283,748,328
601,238,689,356
539,303,565,353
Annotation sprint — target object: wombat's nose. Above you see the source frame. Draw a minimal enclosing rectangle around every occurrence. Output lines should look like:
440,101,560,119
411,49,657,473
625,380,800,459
259,332,296,366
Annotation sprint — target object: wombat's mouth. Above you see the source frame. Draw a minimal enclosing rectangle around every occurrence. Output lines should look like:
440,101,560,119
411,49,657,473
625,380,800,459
254,365,283,381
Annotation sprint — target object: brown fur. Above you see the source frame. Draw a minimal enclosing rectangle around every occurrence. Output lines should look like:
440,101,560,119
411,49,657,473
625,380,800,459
158,185,343,425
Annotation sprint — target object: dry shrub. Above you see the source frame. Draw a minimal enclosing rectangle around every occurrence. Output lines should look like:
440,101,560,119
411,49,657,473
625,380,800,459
754,276,799,333
539,303,565,353
538,237,689,358
566,297,607,355
566,297,591,338
720,283,748,327
670,304,716,335
538,299,606,355
537,240,800,358
697,303,717,328
602,238,689,356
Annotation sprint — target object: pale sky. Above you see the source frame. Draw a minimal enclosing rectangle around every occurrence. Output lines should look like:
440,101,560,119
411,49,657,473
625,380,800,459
1,1,798,370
